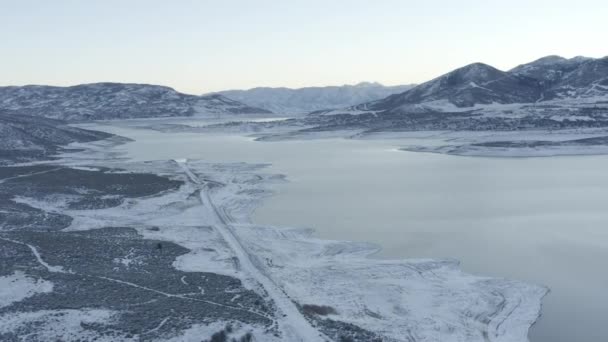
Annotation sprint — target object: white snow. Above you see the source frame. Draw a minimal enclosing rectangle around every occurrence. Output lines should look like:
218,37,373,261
469,81,494,92
70,166,101,171
226,223,546,342
0,309,126,342
113,248,144,268
0,272,53,308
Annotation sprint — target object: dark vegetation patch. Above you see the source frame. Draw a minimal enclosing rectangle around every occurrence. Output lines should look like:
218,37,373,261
302,304,338,316
205,324,254,342
0,197,72,231
297,303,383,342
0,150,53,166
0,227,274,340
312,318,384,342
0,165,183,231
0,165,58,179
5,167,182,199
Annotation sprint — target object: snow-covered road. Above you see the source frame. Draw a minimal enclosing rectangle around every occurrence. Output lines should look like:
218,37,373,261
174,159,327,342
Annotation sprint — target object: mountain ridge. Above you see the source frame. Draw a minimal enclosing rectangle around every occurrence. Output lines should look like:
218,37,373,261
322,55,608,116
210,82,415,114
0,82,272,121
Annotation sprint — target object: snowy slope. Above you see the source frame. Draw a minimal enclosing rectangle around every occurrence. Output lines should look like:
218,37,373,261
0,113,112,164
511,56,608,100
323,56,608,117
510,55,592,83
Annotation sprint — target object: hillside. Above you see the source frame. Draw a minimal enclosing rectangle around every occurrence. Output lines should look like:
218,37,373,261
320,56,608,116
0,83,272,121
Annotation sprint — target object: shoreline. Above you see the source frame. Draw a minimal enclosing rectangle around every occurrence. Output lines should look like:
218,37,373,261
57,124,548,341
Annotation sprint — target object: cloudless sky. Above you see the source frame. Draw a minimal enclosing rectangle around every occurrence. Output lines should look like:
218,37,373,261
1,0,607,94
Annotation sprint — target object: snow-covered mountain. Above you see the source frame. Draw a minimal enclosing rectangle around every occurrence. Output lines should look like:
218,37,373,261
323,56,608,115
211,82,414,115
351,63,541,112
511,56,608,100
509,55,593,83
300,56,608,133
0,83,271,121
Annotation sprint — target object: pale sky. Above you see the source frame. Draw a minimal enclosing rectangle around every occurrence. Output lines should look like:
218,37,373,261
1,0,607,94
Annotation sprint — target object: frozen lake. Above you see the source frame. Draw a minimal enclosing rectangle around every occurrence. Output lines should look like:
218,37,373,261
85,119,608,342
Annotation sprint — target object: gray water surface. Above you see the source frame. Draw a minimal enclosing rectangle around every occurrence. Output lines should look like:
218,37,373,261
87,120,608,342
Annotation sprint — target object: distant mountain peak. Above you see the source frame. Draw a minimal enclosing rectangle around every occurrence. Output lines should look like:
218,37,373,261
334,55,608,115
440,62,505,85
213,82,415,114
526,55,568,65
461,62,496,69
511,55,594,73
569,55,594,62
353,81,383,87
